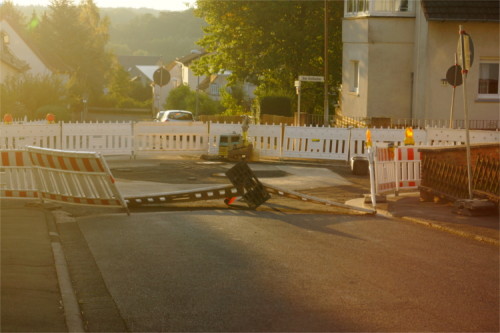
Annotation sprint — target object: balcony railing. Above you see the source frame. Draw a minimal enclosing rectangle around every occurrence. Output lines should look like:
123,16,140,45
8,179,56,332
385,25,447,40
345,0,416,17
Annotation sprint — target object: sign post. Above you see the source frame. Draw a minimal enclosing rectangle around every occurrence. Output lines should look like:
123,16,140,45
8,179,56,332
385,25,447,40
445,56,462,129
457,25,474,200
152,66,171,118
295,76,324,126
294,80,301,126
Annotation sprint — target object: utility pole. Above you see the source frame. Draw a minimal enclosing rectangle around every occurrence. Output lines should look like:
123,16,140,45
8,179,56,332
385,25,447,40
323,0,329,126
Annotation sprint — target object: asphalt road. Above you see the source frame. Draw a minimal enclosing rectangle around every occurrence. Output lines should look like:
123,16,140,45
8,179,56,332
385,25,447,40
59,208,498,332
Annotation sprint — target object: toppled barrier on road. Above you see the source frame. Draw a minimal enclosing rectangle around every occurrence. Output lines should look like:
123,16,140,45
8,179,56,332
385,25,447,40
225,161,270,209
124,161,375,214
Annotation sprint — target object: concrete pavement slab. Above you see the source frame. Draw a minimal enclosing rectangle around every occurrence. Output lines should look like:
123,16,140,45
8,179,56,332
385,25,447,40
0,200,67,332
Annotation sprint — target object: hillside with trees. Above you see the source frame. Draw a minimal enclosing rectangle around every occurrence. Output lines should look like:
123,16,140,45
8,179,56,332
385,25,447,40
15,5,205,62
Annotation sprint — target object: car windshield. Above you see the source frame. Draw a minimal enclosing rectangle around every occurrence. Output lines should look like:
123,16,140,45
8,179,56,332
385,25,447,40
155,111,166,120
168,112,193,121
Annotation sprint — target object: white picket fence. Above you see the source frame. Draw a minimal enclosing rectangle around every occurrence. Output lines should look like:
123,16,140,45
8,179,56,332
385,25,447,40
0,121,498,161
134,121,208,154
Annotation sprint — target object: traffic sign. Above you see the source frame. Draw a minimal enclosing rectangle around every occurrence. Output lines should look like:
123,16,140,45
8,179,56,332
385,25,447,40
299,75,324,82
457,31,474,72
446,64,463,87
153,67,171,86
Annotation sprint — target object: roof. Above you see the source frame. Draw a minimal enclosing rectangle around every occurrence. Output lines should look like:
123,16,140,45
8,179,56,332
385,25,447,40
117,55,162,70
1,36,30,72
0,18,71,73
175,50,207,66
421,0,500,22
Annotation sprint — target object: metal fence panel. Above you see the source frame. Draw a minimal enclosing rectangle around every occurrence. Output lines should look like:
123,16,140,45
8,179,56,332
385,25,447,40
426,128,500,146
133,122,208,153
62,122,133,155
283,126,351,160
0,123,60,149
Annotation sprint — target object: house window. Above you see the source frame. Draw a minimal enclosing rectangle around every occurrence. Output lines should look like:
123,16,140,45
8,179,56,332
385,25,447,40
478,62,499,99
345,0,414,17
210,83,219,96
346,0,369,16
350,60,359,94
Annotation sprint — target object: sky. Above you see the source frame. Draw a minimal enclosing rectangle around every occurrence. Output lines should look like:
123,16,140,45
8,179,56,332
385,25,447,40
9,0,196,11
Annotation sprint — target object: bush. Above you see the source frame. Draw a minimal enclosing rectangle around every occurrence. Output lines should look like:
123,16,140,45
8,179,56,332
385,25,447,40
260,96,292,117
35,104,71,122
164,85,223,116
0,74,67,120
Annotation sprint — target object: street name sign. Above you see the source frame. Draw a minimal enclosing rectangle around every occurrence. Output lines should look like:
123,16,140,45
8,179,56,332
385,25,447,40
299,75,324,82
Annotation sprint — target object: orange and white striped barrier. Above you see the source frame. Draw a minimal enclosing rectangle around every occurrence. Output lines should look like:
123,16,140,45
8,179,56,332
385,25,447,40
374,145,397,194
0,150,38,199
26,146,129,214
373,145,422,195
396,146,421,192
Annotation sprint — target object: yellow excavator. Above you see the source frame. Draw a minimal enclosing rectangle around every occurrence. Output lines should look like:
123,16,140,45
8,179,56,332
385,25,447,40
218,116,254,162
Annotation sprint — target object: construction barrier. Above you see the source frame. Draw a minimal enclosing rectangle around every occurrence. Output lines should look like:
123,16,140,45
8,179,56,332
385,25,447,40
282,126,351,160
26,146,129,214
374,145,397,194
396,146,421,192
134,121,208,154
0,123,60,149
0,149,38,199
373,145,422,195
62,122,133,155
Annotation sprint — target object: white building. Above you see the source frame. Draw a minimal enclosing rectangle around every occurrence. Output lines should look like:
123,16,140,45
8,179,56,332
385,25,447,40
341,0,499,127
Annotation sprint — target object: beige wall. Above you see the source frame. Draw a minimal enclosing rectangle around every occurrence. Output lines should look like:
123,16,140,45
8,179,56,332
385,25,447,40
421,22,499,123
342,17,414,118
342,1,499,124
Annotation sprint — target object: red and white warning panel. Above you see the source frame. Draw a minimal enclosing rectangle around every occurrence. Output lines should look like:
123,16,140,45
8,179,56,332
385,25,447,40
26,146,129,214
373,145,422,195
0,150,38,199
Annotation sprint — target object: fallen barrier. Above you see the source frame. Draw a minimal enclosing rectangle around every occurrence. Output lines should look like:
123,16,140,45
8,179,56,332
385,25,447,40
263,183,376,214
0,149,38,199
3,147,376,215
26,146,129,214
124,161,375,214
125,184,240,207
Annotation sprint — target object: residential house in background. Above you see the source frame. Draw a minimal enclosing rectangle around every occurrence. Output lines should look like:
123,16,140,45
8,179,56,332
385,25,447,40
0,27,29,82
175,51,256,102
0,18,69,83
341,0,499,126
117,55,182,113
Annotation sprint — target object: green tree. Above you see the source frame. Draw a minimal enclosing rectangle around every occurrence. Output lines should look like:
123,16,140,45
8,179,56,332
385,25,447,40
0,0,26,25
194,0,343,114
33,0,112,105
0,74,67,120
220,83,251,115
164,85,222,115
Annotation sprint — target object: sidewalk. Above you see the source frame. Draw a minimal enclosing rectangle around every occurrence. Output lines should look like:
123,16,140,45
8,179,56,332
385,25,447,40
347,192,499,246
0,200,67,332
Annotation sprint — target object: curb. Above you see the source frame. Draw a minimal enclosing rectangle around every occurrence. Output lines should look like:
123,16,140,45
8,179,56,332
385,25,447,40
45,209,85,332
377,206,499,246
347,198,499,247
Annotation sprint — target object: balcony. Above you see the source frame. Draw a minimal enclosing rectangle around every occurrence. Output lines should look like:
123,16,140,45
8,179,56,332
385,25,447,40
345,0,416,17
